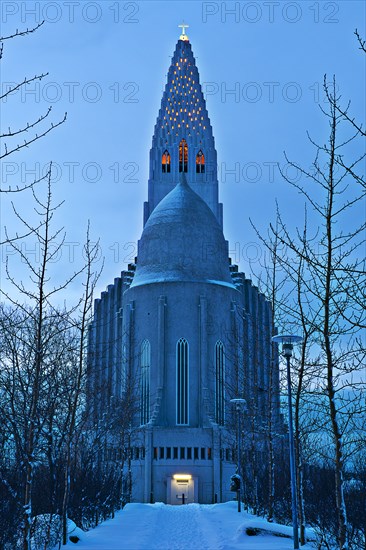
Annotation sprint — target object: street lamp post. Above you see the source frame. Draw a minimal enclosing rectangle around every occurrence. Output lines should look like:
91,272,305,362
230,398,246,513
272,334,302,550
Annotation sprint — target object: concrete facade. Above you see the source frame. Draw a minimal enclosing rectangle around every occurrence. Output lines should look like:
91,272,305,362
87,34,282,504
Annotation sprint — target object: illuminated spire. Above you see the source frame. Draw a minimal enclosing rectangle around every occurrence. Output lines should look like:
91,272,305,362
153,34,213,149
178,22,189,42
144,33,223,229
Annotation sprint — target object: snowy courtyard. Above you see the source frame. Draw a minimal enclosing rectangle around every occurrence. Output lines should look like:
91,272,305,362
71,502,315,550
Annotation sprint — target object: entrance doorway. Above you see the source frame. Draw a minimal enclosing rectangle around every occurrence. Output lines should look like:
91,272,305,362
168,474,196,504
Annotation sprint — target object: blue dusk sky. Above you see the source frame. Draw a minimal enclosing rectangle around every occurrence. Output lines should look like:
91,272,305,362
1,1,365,304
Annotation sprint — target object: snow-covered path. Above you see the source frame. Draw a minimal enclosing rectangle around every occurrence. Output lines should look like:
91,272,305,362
74,503,224,550
148,503,223,550
73,502,316,550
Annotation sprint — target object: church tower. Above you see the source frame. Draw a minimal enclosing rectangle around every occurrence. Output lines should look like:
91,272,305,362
144,23,222,227
87,28,282,505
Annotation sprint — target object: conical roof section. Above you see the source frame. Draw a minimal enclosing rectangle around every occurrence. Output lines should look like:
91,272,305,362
131,174,234,289
153,38,214,144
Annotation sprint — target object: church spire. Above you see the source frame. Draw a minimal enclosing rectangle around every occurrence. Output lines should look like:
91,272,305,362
143,31,223,228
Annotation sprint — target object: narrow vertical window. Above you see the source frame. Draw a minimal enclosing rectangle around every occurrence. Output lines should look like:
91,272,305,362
179,139,188,173
176,337,189,425
215,341,225,425
162,150,171,173
196,150,205,173
140,339,150,425
121,343,127,395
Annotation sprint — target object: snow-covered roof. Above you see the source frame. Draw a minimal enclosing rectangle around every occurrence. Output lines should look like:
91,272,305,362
130,175,235,289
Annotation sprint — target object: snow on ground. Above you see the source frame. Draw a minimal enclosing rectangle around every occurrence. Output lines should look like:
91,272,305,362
69,502,316,550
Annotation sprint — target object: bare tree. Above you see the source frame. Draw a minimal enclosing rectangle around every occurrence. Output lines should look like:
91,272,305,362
0,22,66,194
248,218,290,522
60,228,101,545
268,75,366,549
1,165,89,549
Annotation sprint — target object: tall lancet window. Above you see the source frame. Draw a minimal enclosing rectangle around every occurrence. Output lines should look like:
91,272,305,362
179,139,188,173
140,339,150,425
176,338,189,425
196,150,205,173
162,150,171,173
215,341,225,425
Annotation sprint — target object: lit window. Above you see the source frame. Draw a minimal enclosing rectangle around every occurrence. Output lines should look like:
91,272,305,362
176,337,189,425
179,139,188,173
162,150,171,173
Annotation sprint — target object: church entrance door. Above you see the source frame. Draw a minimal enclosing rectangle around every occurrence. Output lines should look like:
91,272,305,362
169,475,195,504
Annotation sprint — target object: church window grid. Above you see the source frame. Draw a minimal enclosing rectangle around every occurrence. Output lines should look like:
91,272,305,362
151,446,213,461
140,339,150,425
215,341,225,426
176,338,189,425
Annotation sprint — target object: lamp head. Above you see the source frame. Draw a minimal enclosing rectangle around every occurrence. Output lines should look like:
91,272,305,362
272,334,302,344
230,398,247,411
272,334,302,358
282,343,293,358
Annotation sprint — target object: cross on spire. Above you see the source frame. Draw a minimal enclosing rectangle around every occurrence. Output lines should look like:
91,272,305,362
178,22,189,41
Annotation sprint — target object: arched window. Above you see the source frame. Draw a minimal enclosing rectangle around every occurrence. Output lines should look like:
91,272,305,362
196,150,205,173
176,338,189,425
179,139,188,173
215,341,225,425
162,150,171,173
140,339,150,425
